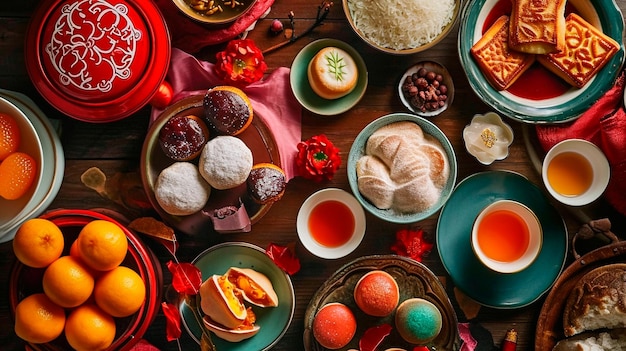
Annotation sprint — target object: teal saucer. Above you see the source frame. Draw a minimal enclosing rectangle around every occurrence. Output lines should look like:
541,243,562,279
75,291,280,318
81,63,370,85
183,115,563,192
436,171,568,308
179,242,295,350
290,39,368,116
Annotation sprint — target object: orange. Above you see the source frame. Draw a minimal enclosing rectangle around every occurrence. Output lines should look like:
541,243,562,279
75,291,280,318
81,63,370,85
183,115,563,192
0,151,37,200
42,255,95,308
14,293,66,344
0,112,20,160
94,265,146,317
13,218,64,268
76,219,128,271
65,303,116,351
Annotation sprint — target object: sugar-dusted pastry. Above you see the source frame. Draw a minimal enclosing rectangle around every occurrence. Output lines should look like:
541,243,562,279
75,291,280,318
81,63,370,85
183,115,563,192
154,162,211,216
198,136,253,190
471,15,536,90
307,46,358,99
246,163,286,204
203,86,253,136
537,13,620,88
508,0,566,54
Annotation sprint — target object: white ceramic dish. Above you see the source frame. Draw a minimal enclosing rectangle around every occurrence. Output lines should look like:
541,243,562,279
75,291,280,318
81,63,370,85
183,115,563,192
296,188,366,259
398,61,455,117
0,89,64,243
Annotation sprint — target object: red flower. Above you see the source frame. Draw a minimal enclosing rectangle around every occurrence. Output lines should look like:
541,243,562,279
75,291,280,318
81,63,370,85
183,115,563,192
296,134,341,182
214,39,267,88
391,228,433,262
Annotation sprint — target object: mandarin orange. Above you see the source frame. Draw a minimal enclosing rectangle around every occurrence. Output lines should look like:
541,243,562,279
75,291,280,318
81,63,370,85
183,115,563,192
0,151,37,200
76,220,128,271
13,218,64,268
42,255,95,308
94,265,146,317
14,293,66,344
65,303,116,351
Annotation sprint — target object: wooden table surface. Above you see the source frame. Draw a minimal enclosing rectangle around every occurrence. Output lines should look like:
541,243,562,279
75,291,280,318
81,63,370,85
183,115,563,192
1,0,626,350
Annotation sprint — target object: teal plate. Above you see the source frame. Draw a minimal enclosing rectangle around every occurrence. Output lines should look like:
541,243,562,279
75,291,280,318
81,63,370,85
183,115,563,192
458,0,625,123
436,171,568,309
290,39,368,116
179,242,295,350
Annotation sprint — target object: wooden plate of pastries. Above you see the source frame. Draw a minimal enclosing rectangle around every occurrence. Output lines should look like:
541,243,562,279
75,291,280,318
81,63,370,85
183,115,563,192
535,220,626,350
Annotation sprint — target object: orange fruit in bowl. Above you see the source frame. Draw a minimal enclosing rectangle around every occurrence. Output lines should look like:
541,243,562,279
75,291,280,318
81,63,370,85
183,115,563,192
65,303,116,351
13,218,64,268
42,255,95,308
76,219,128,271
0,151,37,200
0,112,20,161
14,293,66,344
94,265,146,317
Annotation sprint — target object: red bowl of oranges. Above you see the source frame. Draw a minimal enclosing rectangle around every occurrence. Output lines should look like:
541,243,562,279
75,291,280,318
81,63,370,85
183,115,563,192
9,209,162,351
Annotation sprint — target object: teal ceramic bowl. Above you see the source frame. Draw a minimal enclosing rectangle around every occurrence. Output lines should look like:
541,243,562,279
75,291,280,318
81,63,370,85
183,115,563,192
347,113,457,224
458,0,625,123
180,242,295,350
290,39,368,116
437,171,568,308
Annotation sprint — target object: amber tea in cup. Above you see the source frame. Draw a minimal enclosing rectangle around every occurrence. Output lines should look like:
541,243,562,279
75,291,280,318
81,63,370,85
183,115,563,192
542,139,610,207
471,200,542,273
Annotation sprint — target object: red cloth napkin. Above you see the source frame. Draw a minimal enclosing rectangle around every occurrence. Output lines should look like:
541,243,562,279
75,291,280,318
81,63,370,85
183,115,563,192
536,69,626,215
150,48,302,180
154,0,275,53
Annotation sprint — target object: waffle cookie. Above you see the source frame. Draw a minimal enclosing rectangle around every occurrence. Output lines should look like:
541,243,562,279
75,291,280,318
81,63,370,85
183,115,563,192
471,15,536,90
537,13,620,88
508,0,566,54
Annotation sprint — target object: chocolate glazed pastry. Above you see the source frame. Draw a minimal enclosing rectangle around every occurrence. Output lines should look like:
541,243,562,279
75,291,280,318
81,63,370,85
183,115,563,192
203,86,253,136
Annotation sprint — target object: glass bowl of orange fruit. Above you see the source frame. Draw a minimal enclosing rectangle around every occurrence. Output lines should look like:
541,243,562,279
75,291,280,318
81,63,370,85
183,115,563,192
8,209,163,351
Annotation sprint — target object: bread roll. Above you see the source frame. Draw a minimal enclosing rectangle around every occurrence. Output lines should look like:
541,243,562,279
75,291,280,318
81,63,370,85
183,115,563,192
307,47,358,100
356,121,449,214
563,264,626,337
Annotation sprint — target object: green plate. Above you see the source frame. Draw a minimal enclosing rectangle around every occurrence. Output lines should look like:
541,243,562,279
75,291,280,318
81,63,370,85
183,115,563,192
290,39,368,116
458,0,625,123
179,242,295,350
437,171,568,308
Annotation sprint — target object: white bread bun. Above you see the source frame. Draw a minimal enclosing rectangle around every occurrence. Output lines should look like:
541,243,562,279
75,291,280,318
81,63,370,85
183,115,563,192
563,264,626,337
307,46,358,100
154,162,211,216
356,121,449,214
199,136,253,190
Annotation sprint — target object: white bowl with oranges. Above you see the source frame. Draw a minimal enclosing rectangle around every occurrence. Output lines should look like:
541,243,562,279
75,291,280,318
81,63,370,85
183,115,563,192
9,209,162,351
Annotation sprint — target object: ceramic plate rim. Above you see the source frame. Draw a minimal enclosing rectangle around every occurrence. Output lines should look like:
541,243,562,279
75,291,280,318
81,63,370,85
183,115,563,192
458,0,625,123
179,242,295,351
347,113,457,224
296,188,366,259
436,170,568,308
290,38,368,116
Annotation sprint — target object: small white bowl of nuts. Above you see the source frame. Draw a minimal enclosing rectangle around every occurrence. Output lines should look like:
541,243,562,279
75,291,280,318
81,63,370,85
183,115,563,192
171,0,258,25
398,61,454,117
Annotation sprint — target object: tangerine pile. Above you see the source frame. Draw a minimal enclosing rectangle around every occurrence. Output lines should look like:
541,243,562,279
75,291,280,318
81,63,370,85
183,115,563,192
0,112,37,200
12,218,146,351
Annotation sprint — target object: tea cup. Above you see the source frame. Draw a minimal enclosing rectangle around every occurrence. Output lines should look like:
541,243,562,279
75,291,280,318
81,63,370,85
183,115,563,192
471,200,542,274
541,139,610,207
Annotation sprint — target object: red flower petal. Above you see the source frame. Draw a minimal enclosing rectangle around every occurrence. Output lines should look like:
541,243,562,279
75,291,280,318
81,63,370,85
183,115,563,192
214,39,267,88
266,243,301,275
359,324,393,351
166,260,203,295
295,134,341,182
391,228,434,262
161,302,182,342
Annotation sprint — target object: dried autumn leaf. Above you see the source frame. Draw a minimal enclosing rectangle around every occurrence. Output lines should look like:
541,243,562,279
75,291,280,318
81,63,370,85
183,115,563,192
129,217,178,256
266,243,301,275
81,167,107,195
167,260,202,295
161,302,182,341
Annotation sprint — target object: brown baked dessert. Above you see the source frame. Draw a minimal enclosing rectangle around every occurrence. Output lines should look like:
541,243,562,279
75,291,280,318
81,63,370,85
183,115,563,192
537,13,620,88
471,15,536,90
203,86,253,136
508,0,566,54
158,114,209,161
563,263,626,337
246,163,286,204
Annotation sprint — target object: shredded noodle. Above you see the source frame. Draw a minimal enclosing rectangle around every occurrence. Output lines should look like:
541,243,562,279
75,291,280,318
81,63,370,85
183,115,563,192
347,0,455,50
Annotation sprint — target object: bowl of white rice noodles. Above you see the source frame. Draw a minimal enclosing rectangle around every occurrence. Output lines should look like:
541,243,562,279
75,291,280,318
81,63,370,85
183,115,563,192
342,0,460,54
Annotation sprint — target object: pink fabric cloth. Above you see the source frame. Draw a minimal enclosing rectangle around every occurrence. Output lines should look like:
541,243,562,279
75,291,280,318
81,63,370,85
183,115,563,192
154,0,275,53
536,69,626,215
150,48,302,180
